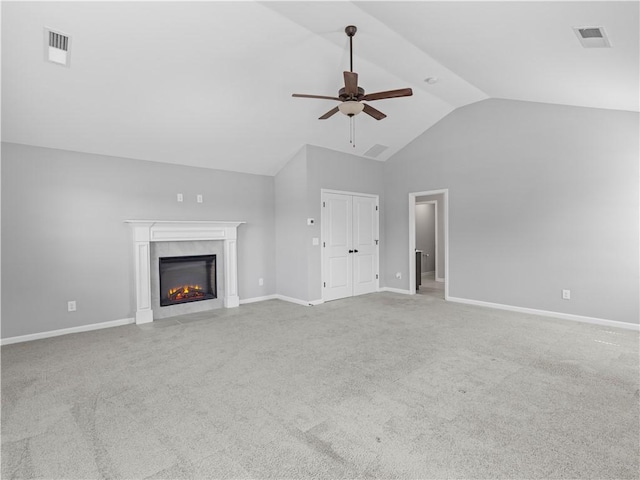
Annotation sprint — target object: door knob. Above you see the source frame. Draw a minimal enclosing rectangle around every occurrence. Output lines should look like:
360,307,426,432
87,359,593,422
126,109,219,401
354,249,359,253
348,250,354,253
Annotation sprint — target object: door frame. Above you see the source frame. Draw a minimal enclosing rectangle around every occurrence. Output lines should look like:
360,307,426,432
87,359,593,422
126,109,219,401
321,189,380,302
415,200,439,280
409,189,449,299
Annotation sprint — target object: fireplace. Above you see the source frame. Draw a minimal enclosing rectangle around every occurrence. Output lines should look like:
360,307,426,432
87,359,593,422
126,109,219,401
125,220,244,324
159,254,216,307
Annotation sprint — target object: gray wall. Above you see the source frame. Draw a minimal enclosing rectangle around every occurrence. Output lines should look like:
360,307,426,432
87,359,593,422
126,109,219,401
417,193,445,280
273,145,385,302
274,146,308,301
306,145,385,301
1,142,275,338
384,99,639,325
416,203,435,273
4,97,637,337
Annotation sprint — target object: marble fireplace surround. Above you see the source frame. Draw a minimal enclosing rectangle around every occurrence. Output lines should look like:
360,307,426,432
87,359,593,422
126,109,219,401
125,220,245,324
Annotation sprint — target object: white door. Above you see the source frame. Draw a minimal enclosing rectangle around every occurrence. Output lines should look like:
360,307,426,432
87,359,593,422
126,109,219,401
323,193,353,301
322,192,378,301
352,195,378,296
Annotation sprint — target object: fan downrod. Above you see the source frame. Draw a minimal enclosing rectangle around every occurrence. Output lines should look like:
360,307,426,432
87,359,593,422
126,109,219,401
345,25,357,72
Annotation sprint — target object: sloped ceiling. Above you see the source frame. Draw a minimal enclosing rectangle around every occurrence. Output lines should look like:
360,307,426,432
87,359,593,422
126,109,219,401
2,1,638,176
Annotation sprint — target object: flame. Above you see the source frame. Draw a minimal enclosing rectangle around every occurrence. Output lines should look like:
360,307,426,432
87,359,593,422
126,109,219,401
166,284,205,302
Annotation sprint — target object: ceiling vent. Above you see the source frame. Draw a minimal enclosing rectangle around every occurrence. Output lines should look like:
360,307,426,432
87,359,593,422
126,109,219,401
44,27,71,66
573,26,611,48
363,144,389,158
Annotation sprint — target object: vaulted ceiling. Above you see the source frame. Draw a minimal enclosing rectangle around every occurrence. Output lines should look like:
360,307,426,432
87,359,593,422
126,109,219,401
2,1,638,176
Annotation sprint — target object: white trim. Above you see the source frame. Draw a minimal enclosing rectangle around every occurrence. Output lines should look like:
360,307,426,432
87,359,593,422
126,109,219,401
436,277,445,283
239,295,278,305
447,296,640,331
274,295,318,306
227,294,325,307
321,189,379,199
1,318,135,346
378,287,412,295
275,295,307,306
409,189,449,299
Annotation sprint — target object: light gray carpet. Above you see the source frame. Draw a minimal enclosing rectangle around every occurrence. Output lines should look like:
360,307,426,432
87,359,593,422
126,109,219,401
2,292,639,479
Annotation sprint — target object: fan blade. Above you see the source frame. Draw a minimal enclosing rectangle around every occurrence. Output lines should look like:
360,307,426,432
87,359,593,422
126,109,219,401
292,94,341,101
363,104,387,121
343,71,358,96
319,106,340,120
362,88,413,102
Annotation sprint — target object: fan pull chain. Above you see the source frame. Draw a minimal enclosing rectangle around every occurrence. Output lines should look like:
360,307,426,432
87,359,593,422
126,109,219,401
349,116,353,144
349,116,356,148
353,116,356,148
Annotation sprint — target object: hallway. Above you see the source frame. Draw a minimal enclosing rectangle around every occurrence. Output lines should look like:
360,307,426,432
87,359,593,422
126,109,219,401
417,271,445,298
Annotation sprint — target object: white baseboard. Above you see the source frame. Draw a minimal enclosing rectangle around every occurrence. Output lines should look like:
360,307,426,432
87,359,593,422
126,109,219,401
275,295,309,306
421,270,435,276
1,317,135,346
239,294,278,305
272,295,321,306
241,294,323,306
378,287,413,295
447,296,639,331
436,277,445,283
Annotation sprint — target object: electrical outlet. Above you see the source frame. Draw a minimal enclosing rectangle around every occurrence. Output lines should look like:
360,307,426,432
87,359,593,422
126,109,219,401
68,300,76,312
177,193,183,202
258,278,264,286
396,272,402,279
197,194,203,203
562,289,571,300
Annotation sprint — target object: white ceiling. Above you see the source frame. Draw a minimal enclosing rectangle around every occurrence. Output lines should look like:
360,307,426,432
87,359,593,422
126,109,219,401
2,1,638,176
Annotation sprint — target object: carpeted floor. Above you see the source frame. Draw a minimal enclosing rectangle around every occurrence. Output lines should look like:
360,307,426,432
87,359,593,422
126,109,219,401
2,292,639,479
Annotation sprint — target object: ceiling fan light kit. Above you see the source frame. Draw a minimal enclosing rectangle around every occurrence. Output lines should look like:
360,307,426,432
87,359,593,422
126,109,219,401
338,101,365,116
292,25,413,147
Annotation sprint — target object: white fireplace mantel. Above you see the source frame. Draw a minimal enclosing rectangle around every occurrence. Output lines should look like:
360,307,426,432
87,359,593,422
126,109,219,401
125,220,245,324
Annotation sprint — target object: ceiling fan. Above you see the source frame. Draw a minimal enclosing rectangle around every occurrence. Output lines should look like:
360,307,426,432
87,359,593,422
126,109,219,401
292,25,413,121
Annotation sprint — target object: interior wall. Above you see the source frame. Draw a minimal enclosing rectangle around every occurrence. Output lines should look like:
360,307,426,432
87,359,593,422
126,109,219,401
273,144,384,303
415,203,435,273
274,146,308,301
1,142,276,338
306,145,385,302
384,98,639,325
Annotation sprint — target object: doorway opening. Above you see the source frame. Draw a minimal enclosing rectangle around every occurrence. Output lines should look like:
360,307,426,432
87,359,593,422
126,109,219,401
409,189,449,299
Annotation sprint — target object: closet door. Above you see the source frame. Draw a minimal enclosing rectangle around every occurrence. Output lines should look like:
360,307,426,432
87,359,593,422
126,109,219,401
352,195,378,296
323,193,353,302
322,192,379,301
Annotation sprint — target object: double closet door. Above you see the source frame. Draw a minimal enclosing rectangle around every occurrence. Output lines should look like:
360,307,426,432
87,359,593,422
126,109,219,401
322,191,379,302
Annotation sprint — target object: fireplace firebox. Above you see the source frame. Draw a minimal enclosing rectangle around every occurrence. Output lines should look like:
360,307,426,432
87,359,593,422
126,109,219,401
159,254,216,307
